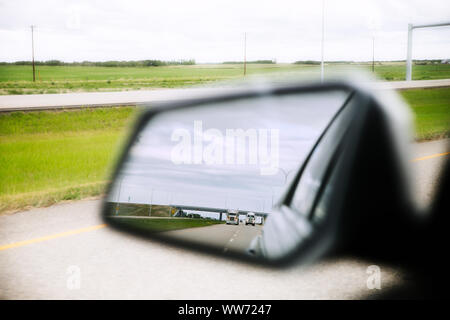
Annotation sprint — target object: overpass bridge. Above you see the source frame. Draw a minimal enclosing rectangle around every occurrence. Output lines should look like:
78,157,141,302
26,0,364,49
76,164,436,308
169,204,269,221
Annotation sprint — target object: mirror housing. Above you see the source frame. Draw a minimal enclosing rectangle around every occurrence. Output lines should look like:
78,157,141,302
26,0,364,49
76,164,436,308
256,82,418,264
102,79,418,266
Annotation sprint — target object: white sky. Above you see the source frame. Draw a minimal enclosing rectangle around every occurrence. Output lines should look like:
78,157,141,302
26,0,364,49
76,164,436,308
0,0,449,63
109,91,347,212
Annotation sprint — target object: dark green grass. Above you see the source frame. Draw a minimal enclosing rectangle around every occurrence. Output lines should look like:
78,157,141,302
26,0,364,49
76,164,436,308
400,87,450,140
0,107,135,135
113,203,177,217
113,217,224,233
0,107,138,213
1,63,449,95
0,64,268,95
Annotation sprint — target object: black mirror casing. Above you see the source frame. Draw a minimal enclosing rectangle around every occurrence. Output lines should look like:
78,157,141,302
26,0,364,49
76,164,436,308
101,80,418,267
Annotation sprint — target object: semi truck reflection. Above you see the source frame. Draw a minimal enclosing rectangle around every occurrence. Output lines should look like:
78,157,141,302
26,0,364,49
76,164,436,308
106,201,267,257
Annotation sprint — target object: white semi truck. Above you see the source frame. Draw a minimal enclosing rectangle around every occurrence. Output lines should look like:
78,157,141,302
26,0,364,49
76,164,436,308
226,209,239,225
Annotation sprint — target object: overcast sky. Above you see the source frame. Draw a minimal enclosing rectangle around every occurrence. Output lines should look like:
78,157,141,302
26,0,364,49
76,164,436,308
110,90,347,213
0,0,449,63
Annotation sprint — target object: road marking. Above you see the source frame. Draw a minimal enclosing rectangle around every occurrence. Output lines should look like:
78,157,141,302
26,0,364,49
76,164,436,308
412,152,450,162
1,151,447,252
0,224,106,251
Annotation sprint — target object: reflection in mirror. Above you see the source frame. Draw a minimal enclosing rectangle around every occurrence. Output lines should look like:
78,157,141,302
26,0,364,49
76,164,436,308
104,90,350,260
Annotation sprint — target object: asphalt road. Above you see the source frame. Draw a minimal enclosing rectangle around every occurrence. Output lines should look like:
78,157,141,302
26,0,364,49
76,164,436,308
0,139,448,299
0,79,449,112
165,223,263,255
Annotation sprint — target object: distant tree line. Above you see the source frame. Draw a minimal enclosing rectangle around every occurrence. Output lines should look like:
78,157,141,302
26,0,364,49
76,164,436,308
222,60,276,64
383,59,446,64
293,59,447,65
1,58,446,67
294,60,369,64
293,60,321,65
0,59,196,67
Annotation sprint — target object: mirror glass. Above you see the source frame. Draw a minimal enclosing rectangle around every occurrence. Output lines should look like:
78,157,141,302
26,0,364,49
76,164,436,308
104,90,350,259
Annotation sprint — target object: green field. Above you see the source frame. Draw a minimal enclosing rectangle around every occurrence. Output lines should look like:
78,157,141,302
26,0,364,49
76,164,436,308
111,203,178,217
112,217,224,233
0,107,137,213
399,88,450,140
0,87,448,214
1,63,450,95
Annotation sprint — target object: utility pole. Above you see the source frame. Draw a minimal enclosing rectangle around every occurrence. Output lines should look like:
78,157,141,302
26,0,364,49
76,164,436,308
372,36,375,73
148,189,154,217
278,167,293,184
320,0,325,82
243,32,247,76
31,25,36,82
115,177,123,215
406,23,413,81
167,194,172,217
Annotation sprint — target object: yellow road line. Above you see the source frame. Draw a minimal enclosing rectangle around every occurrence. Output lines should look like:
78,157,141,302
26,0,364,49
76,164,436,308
1,151,449,252
0,224,106,251
412,151,450,162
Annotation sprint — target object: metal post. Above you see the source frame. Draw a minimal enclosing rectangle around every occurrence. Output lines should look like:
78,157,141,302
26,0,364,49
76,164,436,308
149,189,153,217
115,177,123,215
372,36,375,73
244,32,247,76
320,0,325,82
406,23,413,81
168,194,172,217
278,167,293,184
31,25,36,82
405,21,450,81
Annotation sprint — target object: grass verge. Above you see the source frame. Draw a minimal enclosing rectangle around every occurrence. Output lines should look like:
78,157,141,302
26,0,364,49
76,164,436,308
112,217,224,233
400,87,450,140
0,181,106,214
0,107,137,214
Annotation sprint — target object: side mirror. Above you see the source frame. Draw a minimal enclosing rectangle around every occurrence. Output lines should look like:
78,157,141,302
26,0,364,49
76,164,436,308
101,80,416,265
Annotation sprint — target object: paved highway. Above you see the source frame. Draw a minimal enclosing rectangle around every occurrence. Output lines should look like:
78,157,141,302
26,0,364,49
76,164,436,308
0,87,239,112
0,139,448,299
0,79,449,112
166,223,263,254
